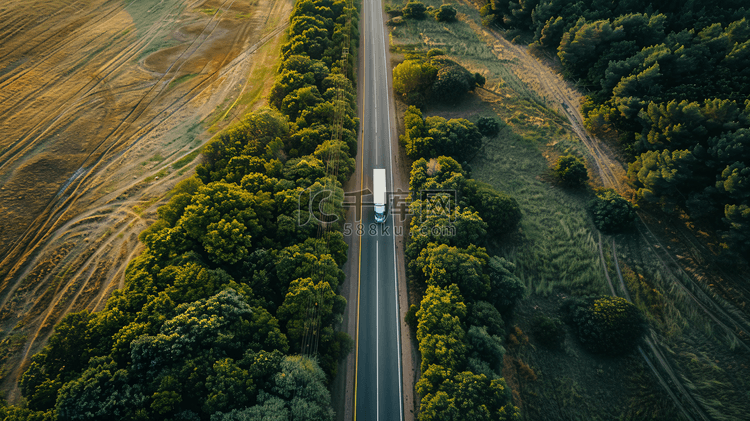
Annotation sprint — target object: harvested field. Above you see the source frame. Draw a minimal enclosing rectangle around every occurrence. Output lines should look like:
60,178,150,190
0,0,292,401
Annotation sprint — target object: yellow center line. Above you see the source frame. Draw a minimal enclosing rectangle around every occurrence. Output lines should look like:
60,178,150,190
353,0,366,419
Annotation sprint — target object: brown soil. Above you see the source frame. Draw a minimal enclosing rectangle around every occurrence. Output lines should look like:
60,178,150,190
0,0,292,402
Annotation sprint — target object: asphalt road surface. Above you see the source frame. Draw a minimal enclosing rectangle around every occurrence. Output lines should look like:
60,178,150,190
353,0,403,419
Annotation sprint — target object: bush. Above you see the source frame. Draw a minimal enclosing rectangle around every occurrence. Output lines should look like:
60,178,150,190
476,117,500,137
531,314,565,349
589,189,637,233
553,154,589,186
464,179,521,236
393,60,437,101
434,4,457,22
431,65,475,104
565,296,647,355
402,1,427,19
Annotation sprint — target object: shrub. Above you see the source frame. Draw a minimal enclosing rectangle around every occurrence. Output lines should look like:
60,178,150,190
393,60,437,100
434,4,457,22
476,117,500,137
431,65,475,104
463,179,521,236
565,296,647,355
553,154,589,186
589,189,637,233
402,1,427,19
531,314,565,349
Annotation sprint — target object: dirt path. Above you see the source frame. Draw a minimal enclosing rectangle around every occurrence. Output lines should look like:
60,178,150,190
0,0,292,402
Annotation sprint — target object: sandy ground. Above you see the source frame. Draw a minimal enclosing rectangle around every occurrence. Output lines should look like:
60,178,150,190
0,0,292,402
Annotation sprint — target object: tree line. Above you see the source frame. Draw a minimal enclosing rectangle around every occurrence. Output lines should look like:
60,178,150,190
402,107,523,420
3,0,360,420
482,0,750,257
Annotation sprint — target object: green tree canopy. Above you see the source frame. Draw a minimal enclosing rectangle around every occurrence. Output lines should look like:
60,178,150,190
564,295,647,355
553,154,589,186
588,189,638,233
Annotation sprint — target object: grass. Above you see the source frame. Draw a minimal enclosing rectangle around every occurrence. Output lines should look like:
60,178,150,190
172,149,202,169
167,73,198,90
197,7,221,15
144,168,169,183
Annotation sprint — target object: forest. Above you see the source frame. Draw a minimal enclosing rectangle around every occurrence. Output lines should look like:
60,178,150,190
481,0,750,257
1,0,359,419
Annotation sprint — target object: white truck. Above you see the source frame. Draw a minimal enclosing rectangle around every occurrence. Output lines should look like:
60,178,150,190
373,168,387,223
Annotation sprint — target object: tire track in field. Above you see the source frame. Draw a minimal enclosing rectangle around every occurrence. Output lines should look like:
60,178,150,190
0,0,186,302
0,0,237,320
0,0,292,402
8,0,242,356
598,234,707,421
0,0,237,272
0,0,180,175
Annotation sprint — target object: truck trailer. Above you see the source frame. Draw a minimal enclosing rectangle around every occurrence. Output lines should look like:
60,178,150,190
373,168,386,223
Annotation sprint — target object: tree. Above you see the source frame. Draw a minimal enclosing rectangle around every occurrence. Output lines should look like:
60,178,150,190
424,116,483,161
431,65,474,104
463,179,521,236
415,243,490,299
416,285,468,372
466,325,504,370
553,155,588,186
20,311,96,412
416,369,519,421
588,189,638,233
435,5,457,22
467,301,505,337
281,86,324,122
487,256,524,313
276,278,345,351
55,357,146,421
531,314,565,349
212,355,334,421
628,149,695,206
476,117,500,137
402,1,427,19
565,296,647,355
393,60,437,101
177,182,264,265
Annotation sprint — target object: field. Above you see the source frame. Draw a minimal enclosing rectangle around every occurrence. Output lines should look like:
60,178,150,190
385,0,750,419
0,0,292,401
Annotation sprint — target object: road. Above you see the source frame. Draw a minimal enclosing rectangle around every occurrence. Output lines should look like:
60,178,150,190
353,0,404,419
